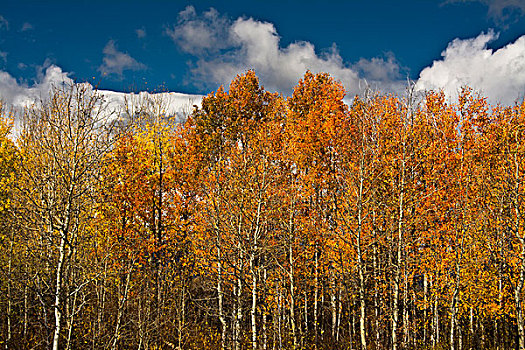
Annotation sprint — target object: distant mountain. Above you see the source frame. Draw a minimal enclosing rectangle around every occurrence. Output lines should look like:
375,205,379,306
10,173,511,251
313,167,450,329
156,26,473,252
0,65,203,122
98,89,202,121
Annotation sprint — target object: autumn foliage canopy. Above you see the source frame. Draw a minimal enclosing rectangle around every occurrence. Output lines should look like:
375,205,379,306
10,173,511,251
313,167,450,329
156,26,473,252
1,71,525,350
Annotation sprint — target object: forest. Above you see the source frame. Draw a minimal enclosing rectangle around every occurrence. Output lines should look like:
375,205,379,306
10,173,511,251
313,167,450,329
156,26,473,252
0,70,524,350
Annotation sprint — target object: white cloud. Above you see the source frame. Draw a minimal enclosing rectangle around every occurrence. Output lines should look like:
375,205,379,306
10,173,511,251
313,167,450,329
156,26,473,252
21,22,33,31
486,0,525,21
0,15,8,30
167,6,405,96
136,27,146,39
0,52,7,63
165,6,231,56
98,40,146,78
447,0,525,24
0,64,201,124
0,64,73,108
0,71,27,106
416,30,525,105
354,53,407,93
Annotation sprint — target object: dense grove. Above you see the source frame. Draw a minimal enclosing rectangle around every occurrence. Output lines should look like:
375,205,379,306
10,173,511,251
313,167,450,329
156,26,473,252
0,71,524,350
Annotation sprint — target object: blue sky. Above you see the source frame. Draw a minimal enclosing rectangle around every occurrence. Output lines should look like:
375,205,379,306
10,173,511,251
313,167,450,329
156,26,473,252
1,0,525,104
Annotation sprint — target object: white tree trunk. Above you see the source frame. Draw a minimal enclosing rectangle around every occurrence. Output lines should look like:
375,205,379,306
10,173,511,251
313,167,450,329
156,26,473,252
217,244,227,350
52,233,66,350
289,243,297,349
250,252,258,350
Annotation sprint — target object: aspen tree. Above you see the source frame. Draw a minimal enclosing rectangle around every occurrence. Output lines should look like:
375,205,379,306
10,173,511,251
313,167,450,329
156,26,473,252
15,84,114,350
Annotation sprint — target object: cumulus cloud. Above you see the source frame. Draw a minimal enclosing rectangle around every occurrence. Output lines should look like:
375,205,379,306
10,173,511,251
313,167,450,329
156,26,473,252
136,27,146,39
354,53,407,93
0,15,8,30
21,22,33,32
0,63,201,123
165,6,232,56
0,64,73,108
98,40,146,78
416,30,525,105
484,0,525,22
167,8,525,105
447,0,525,25
166,6,405,96
0,70,199,138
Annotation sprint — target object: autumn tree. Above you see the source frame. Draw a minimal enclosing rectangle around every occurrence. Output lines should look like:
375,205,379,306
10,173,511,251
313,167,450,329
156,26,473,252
0,102,18,349
13,83,115,350
285,71,349,348
187,71,285,350
91,93,197,349
493,100,525,350
3,69,525,350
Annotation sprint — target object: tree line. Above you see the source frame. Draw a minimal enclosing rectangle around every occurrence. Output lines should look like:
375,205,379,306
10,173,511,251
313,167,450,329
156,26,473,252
0,71,524,349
